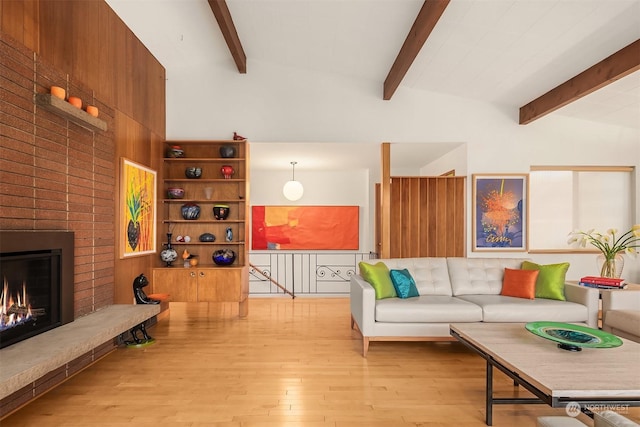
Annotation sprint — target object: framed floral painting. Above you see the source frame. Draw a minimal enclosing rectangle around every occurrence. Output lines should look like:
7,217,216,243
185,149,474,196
120,158,157,258
472,174,528,252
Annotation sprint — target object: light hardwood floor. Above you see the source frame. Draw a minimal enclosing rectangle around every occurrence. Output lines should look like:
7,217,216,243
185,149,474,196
3,298,638,426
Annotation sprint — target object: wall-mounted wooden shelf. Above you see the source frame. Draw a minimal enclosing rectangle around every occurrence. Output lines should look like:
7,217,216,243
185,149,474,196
35,93,107,132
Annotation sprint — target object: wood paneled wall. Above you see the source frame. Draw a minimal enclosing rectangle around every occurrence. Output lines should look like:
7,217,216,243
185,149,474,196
387,176,465,258
1,0,166,308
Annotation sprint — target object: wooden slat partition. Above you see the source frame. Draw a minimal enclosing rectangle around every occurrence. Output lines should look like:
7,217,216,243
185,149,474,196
389,176,465,258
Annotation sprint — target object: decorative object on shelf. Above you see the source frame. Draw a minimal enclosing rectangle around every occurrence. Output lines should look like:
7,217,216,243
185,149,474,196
121,158,157,258
219,144,237,158
167,145,184,158
183,235,191,242
167,187,185,199
35,93,107,132
226,227,233,242
213,204,230,220
182,249,190,260
175,235,191,242
233,131,246,140
212,248,236,266
50,86,65,99
199,232,216,242
203,186,213,200
185,167,202,179
283,161,303,201
220,165,234,179
160,233,178,267
525,321,622,352
567,224,639,278
68,96,82,108
181,203,201,220
189,256,199,267
86,105,99,117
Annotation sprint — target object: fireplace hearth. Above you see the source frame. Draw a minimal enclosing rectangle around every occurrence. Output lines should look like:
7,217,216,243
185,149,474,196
0,231,74,349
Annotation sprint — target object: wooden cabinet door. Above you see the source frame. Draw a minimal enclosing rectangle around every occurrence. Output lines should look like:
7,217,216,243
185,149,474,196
151,268,198,302
196,268,247,302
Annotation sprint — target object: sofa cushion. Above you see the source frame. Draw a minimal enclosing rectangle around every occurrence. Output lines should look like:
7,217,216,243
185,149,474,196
595,410,640,427
501,268,538,299
367,258,453,296
389,269,420,299
604,310,640,339
522,261,569,301
457,294,588,323
447,258,528,296
358,262,397,300
375,296,483,323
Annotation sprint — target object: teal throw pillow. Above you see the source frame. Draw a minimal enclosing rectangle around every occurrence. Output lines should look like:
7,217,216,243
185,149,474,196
358,262,397,300
521,261,569,301
389,269,420,299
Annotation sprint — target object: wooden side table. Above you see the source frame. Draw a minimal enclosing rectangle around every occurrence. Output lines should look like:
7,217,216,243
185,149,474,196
567,281,639,328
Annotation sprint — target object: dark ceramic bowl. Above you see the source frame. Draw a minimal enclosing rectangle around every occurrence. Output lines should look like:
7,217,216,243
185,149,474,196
213,204,230,220
185,167,202,179
212,249,236,266
219,145,236,158
181,203,201,220
199,232,216,242
167,187,185,199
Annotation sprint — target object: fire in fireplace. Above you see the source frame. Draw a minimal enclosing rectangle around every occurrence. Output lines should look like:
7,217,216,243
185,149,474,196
0,231,74,349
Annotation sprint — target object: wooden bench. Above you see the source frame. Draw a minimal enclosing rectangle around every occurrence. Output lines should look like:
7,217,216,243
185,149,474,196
0,304,160,418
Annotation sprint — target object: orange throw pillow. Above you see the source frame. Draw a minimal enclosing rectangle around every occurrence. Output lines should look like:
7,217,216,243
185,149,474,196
501,268,539,299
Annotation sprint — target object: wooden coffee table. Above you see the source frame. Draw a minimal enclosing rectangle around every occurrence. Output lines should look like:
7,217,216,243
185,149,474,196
450,323,640,426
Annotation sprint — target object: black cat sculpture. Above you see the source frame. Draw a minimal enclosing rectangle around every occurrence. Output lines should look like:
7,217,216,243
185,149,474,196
133,273,160,305
126,273,158,346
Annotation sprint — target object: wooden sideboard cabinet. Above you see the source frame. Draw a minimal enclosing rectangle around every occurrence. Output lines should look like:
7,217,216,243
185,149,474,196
151,267,249,316
152,139,250,316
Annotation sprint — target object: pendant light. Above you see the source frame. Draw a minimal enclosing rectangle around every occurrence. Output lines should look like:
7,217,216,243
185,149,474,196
283,161,304,201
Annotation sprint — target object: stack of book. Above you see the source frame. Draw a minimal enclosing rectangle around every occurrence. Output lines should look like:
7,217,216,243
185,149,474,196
578,276,627,289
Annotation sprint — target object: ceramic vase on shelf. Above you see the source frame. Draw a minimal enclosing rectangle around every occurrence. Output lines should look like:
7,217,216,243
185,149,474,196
220,165,234,179
160,233,178,267
597,253,624,278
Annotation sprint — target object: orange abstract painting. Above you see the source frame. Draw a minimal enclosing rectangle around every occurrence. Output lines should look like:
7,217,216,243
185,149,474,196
252,206,359,250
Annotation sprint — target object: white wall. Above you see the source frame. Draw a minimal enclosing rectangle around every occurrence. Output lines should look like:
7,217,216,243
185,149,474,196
167,58,640,283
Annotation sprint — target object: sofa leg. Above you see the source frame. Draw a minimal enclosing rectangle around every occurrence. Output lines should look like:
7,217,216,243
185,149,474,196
362,337,370,357
350,315,355,330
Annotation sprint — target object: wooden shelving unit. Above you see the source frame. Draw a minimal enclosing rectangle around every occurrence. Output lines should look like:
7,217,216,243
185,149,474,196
152,139,250,316
34,93,107,132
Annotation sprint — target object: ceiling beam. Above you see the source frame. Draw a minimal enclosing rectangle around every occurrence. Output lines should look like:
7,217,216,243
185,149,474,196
519,39,640,125
208,0,247,74
383,0,450,100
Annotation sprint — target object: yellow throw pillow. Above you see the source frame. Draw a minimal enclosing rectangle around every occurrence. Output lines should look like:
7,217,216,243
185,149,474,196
521,261,569,301
358,262,397,300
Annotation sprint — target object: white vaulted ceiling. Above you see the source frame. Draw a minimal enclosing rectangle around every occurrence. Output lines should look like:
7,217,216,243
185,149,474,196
106,0,640,170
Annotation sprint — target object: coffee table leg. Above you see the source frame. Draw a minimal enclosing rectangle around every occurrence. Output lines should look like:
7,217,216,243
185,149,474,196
486,358,493,425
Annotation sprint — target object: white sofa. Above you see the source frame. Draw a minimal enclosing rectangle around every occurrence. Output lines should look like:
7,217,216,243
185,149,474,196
350,257,600,356
602,290,640,343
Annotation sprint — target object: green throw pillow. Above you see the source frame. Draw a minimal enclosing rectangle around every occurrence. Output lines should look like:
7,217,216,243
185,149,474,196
358,262,397,300
521,261,569,301
389,269,420,299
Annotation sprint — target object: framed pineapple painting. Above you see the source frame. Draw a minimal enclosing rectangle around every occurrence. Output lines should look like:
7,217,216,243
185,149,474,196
120,158,157,258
